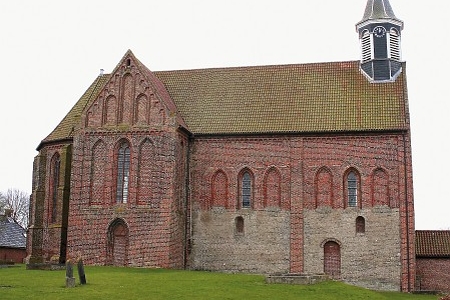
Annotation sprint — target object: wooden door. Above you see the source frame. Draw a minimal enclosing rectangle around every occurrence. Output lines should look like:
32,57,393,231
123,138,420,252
324,241,341,278
111,222,128,266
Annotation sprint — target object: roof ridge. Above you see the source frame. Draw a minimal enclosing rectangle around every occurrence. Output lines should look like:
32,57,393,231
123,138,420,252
154,60,361,74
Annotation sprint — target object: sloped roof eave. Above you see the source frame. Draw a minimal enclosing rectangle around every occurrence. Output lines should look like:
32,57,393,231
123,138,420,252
36,137,74,151
191,127,409,137
39,75,110,148
416,230,450,258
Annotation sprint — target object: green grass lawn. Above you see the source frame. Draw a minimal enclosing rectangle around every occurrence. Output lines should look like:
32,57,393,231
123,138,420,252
0,265,441,300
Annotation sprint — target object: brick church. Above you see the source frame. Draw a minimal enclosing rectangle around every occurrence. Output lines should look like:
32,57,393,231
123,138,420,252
27,0,416,292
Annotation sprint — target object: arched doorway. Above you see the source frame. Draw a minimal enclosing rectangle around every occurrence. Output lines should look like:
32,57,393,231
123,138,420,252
323,241,341,278
107,219,129,266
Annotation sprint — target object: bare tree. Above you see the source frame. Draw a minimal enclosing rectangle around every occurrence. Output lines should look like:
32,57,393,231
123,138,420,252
0,191,5,213
2,188,30,229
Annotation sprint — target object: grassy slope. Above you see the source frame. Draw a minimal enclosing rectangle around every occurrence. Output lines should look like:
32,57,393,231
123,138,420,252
0,265,440,300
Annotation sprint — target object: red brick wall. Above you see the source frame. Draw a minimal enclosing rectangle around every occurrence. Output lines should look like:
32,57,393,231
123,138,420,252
416,258,450,292
67,130,187,268
0,247,26,264
302,134,415,291
190,133,414,291
29,130,414,290
190,136,294,274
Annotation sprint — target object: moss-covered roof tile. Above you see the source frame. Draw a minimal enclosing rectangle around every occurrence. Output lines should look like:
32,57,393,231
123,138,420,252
155,60,408,135
40,75,110,147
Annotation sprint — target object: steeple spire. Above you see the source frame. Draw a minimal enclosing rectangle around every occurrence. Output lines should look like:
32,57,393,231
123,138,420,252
356,0,404,82
361,0,400,22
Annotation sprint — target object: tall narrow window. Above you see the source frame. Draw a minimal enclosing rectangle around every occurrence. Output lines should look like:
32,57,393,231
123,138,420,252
116,141,130,204
241,171,252,208
356,216,366,234
50,154,60,223
235,216,244,234
347,171,358,207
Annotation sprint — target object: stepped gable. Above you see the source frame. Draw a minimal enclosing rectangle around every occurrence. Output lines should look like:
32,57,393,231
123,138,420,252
38,55,409,149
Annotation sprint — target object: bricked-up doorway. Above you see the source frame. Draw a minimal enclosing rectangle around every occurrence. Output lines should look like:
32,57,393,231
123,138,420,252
107,219,129,266
324,241,341,278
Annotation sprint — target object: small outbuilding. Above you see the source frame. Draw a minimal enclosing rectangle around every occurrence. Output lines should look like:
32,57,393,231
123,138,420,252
0,211,27,264
416,230,450,293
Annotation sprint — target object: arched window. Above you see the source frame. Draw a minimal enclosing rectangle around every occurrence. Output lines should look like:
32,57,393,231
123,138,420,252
50,153,60,223
116,141,130,204
235,216,244,234
347,171,359,208
356,216,366,234
240,170,252,208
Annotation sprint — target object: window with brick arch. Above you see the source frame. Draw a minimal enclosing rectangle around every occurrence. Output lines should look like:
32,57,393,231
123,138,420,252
240,170,252,209
356,216,365,234
346,170,360,208
116,141,131,204
50,153,60,223
212,170,228,208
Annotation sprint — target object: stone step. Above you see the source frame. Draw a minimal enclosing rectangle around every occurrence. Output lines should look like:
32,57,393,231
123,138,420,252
266,274,330,285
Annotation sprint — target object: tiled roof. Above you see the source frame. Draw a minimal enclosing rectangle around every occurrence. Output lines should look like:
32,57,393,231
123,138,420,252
38,57,409,147
38,74,110,149
416,230,450,258
0,216,26,249
156,61,408,135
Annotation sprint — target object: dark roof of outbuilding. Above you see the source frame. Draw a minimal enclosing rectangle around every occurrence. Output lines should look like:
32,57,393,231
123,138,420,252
38,52,410,148
416,230,450,258
0,216,26,249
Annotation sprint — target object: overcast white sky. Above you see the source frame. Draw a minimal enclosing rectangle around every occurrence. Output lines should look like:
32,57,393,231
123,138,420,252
0,1,448,230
